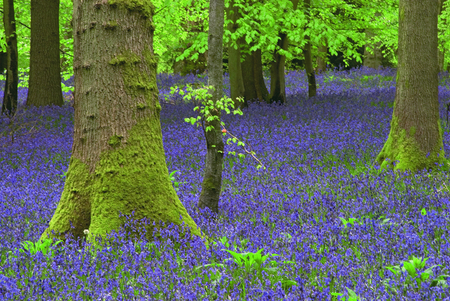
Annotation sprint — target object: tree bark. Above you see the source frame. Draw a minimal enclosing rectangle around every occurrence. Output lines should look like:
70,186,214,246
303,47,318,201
363,12,383,70
315,37,328,74
1,0,18,117
26,0,64,108
240,43,257,102
253,48,269,102
269,32,288,103
438,0,446,72
269,0,300,103
197,0,225,216
226,0,246,109
303,0,316,98
376,0,448,176
40,0,209,251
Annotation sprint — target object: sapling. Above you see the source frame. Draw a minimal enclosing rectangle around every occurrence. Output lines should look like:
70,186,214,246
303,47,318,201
166,82,266,170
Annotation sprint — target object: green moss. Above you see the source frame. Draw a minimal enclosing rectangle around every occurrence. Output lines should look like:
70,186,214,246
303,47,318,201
409,126,416,137
108,0,156,30
104,20,118,30
108,46,160,118
376,114,448,177
41,114,211,251
108,135,123,148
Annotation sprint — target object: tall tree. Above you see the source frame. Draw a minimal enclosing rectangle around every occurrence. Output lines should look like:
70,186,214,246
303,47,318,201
269,30,288,103
1,0,18,117
40,0,208,250
363,12,384,70
26,0,64,108
302,0,316,98
241,44,270,105
315,36,328,74
375,0,449,175
225,0,245,109
438,0,446,72
197,0,225,216
269,0,299,104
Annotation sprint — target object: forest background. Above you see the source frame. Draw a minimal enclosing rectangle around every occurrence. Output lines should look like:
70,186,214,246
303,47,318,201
1,0,450,300
0,0,446,96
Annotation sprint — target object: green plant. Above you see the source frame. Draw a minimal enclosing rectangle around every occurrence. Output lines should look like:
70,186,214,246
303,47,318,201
382,255,449,296
5,238,63,261
195,236,297,299
169,170,186,191
330,287,364,301
171,82,266,171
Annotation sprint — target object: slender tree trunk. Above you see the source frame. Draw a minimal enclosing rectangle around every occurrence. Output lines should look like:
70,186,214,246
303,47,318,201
226,0,246,109
303,0,316,98
363,12,383,70
269,32,288,104
197,0,225,216
241,43,257,101
1,0,18,117
376,0,448,175
269,0,299,103
26,0,64,108
315,37,328,74
40,0,209,251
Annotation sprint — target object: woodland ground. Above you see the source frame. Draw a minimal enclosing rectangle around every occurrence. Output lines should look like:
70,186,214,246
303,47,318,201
1,66,450,300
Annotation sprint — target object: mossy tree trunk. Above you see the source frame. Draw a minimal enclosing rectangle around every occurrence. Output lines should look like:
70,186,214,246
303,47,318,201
438,0,446,72
1,0,18,117
40,0,208,251
226,0,246,109
302,0,316,98
197,0,225,216
26,0,64,108
376,0,449,175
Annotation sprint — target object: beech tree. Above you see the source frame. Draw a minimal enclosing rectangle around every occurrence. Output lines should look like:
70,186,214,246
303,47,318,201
26,0,64,108
375,0,449,175
225,0,245,108
197,0,225,215
39,0,208,250
302,0,317,98
1,0,18,117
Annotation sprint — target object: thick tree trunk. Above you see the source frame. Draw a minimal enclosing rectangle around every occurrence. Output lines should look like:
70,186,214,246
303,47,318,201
363,12,383,70
226,0,246,109
376,0,448,175
253,49,269,102
303,0,316,98
1,0,18,117
40,0,208,251
438,0,446,72
241,44,257,100
197,0,225,216
26,0,64,108
240,47,269,104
